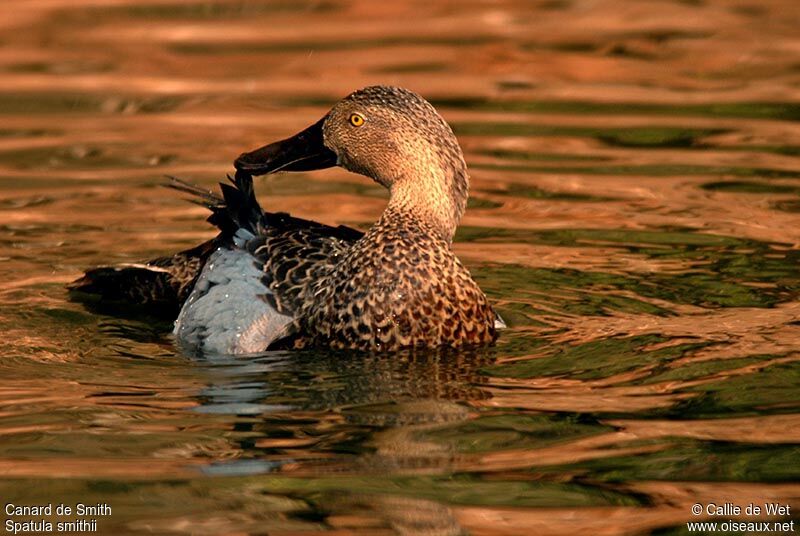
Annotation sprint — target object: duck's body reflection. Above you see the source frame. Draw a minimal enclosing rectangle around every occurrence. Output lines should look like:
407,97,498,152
194,348,495,535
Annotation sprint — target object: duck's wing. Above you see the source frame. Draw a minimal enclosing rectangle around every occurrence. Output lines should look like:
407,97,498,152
67,175,233,315
240,208,364,316
69,172,363,355
67,236,218,316
170,172,363,354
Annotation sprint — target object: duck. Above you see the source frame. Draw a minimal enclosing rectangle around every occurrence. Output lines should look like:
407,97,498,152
69,86,504,354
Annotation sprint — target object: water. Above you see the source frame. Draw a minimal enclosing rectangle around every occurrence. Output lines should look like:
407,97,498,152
1,0,799,534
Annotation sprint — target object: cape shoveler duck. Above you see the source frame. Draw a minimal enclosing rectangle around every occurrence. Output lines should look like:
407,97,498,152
70,86,504,354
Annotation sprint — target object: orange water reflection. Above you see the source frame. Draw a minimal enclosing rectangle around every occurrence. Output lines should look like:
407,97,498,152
0,0,799,534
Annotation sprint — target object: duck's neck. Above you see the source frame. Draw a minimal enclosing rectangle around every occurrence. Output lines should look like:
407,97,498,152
384,162,468,244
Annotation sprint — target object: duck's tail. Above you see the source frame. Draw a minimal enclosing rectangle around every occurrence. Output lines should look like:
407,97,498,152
68,171,263,314
167,170,263,238
67,240,217,315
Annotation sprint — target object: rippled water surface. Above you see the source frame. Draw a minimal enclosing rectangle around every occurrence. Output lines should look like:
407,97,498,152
1,1,799,534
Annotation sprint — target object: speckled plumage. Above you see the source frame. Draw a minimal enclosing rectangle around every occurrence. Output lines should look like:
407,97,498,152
67,239,216,315
70,86,501,354
295,205,497,350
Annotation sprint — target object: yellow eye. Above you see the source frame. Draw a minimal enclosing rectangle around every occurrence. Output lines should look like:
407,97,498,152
349,113,365,127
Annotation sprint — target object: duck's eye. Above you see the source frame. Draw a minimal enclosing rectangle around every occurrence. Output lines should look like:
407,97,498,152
349,113,365,127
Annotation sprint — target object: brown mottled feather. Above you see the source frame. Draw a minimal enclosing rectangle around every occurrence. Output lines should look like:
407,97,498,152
294,206,497,350
67,239,216,314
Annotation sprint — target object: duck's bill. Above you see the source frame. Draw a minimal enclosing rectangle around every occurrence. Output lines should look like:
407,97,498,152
234,116,337,175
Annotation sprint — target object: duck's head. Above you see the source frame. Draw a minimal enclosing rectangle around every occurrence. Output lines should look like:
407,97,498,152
235,86,469,241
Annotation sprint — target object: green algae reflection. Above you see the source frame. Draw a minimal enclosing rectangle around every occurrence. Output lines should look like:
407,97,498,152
665,359,800,418
435,97,800,123
416,413,613,454
536,440,800,483
453,122,727,148
464,228,800,310
489,335,707,381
